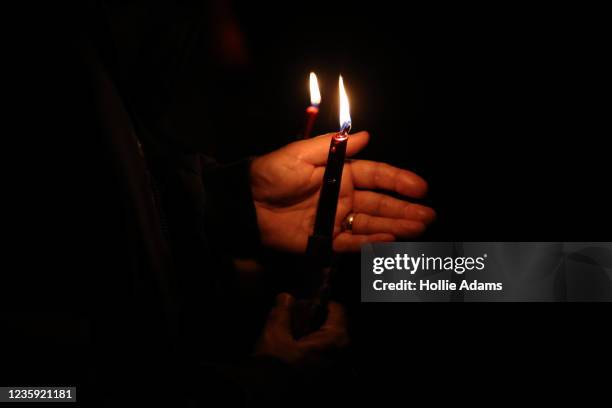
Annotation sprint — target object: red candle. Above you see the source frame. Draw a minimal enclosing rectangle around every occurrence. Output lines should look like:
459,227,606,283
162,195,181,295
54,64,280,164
303,72,321,139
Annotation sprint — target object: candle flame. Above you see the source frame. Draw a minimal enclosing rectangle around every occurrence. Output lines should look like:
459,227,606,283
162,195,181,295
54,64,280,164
339,75,351,133
309,72,321,107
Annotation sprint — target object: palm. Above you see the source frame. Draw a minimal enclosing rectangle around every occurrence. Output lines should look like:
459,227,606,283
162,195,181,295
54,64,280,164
251,132,435,253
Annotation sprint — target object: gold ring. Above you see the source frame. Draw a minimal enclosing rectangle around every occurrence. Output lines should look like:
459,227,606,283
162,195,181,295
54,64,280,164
342,213,356,232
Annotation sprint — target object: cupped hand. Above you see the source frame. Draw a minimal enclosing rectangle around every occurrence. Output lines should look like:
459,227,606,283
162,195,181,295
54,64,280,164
250,131,435,253
254,293,349,366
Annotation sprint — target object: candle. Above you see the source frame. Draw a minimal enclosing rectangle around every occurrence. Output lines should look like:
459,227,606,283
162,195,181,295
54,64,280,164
302,72,321,139
306,75,352,265
293,76,350,337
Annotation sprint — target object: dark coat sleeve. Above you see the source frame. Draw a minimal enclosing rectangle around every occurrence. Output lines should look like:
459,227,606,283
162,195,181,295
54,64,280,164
200,157,261,259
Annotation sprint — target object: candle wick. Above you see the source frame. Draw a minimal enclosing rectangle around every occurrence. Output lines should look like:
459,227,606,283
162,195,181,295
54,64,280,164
336,124,351,140
342,122,351,134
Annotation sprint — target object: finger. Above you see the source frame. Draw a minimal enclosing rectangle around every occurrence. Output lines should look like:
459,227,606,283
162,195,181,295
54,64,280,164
345,131,370,158
333,232,395,252
353,190,436,224
297,303,349,351
264,293,295,332
351,214,425,238
321,301,347,330
291,131,370,165
350,160,428,198
297,330,347,352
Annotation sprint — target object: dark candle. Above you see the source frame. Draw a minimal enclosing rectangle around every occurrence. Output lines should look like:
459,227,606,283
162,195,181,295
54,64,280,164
294,77,351,337
306,76,351,266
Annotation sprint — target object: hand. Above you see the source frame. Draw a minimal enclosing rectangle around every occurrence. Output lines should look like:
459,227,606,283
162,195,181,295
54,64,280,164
254,293,348,366
250,131,435,253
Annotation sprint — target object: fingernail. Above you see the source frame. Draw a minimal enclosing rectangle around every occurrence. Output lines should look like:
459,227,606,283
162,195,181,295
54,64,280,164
416,207,436,224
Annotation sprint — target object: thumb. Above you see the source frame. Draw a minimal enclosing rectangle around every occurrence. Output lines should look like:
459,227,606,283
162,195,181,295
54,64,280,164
264,293,295,331
290,131,370,165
